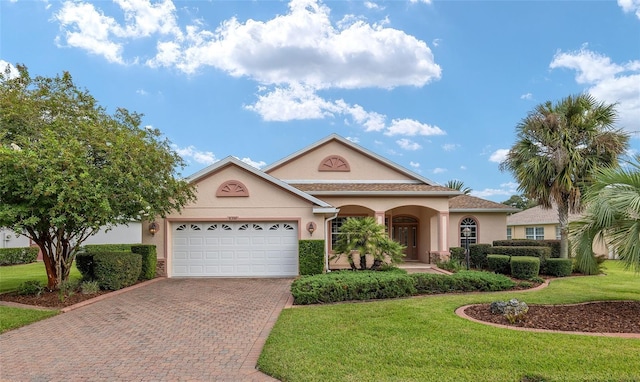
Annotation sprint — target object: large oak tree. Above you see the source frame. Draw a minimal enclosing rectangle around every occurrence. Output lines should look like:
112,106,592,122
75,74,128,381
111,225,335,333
500,94,629,259
0,65,195,289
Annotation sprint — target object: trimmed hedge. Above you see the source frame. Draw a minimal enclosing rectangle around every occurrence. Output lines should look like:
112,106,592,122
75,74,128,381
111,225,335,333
492,239,561,258
82,244,133,253
93,252,142,290
131,245,157,280
510,256,540,280
469,244,492,269
75,252,96,280
291,270,416,305
544,258,573,277
449,247,465,263
487,254,511,275
490,246,551,260
290,270,516,305
0,247,38,265
299,240,325,275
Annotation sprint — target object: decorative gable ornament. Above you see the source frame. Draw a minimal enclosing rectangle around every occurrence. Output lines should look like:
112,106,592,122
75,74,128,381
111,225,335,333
318,155,350,172
216,180,249,197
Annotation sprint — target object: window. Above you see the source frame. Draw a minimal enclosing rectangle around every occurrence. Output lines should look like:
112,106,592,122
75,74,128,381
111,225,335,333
460,217,477,246
506,227,512,240
526,227,544,240
331,216,365,248
555,225,561,240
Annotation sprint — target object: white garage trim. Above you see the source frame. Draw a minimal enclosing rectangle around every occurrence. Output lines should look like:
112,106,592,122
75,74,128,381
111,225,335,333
171,221,299,277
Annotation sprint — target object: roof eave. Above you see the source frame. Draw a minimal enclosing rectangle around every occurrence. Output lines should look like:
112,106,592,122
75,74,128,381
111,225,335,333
304,191,462,196
451,208,521,213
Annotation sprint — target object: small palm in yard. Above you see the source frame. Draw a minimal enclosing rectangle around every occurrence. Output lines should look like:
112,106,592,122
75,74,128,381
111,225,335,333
571,158,640,274
331,217,405,270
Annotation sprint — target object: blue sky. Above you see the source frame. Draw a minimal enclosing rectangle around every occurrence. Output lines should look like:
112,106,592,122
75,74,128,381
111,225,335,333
1,0,639,202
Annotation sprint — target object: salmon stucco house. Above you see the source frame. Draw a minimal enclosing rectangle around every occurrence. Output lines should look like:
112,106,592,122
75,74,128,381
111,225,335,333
143,134,517,277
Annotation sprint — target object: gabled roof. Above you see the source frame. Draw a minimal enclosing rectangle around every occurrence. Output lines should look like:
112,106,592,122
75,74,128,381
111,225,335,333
449,195,520,213
507,204,581,226
263,134,440,186
186,156,333,209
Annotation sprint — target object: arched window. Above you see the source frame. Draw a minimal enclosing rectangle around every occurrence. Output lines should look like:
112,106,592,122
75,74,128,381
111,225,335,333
460,217,478,246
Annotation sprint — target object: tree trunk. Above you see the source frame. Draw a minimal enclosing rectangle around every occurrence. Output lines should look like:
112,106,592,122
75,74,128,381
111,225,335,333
359,254,367,270
38,244,58,290
558,200,570,259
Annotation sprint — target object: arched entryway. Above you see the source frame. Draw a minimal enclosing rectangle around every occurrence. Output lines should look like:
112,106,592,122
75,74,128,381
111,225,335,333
391,216,418,260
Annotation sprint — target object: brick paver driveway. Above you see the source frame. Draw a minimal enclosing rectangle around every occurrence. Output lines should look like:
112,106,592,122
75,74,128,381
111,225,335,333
0,278,292,381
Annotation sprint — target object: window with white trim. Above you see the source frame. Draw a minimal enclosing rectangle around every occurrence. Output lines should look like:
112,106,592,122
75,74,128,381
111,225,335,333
506,227,512,240
525,227,544,240
555,225,561,240
331,216,366,249
460,217,477,246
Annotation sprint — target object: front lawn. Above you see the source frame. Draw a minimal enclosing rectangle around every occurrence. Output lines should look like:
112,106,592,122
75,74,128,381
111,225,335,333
0,261,81,293
258,261,640,382
0,262,81,333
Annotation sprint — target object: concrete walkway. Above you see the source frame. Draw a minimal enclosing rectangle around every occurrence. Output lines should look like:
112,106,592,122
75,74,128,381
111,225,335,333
0,278,292,381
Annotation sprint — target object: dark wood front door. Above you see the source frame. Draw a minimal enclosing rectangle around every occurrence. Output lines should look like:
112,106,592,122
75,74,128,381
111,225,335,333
392,224,418,260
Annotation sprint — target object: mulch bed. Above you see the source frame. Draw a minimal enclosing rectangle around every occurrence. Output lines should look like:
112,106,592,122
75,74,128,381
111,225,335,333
0,289,111,309
464,301,640,333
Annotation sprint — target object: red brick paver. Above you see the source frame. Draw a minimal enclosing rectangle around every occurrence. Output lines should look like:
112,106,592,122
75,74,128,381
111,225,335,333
0,278,292,381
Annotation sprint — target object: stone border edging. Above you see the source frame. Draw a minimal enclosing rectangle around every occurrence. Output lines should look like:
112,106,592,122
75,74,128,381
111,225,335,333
455,301,640,339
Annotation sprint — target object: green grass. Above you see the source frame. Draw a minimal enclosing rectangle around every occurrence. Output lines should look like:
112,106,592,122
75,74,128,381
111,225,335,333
0,306,58,334
0,261,81,293
258,261,640,382
0,261,81,333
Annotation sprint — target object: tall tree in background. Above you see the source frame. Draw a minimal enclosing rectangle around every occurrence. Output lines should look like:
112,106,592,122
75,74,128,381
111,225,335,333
444,179,471,195
500,94,629,259
571,158,640,274
0,65,195,289
501,194,537,210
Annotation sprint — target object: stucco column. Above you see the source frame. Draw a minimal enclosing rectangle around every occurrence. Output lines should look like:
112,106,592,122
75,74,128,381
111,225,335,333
374,211,385,225
432,211,450,262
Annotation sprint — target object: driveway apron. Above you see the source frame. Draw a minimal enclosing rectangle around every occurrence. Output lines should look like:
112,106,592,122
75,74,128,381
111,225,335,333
0,278,292,381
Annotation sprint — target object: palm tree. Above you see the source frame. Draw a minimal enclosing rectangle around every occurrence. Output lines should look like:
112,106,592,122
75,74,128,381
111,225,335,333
570,158,640,274
500,94,629,259
444,179,471,195
331,217,405,270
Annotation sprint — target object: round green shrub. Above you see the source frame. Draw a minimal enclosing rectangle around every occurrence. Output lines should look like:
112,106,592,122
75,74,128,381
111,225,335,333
543,258,573,277
510,256,540,280
487,254,510,274
93,251,142,290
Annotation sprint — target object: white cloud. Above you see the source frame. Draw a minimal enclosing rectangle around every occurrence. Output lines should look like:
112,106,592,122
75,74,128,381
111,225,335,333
489,149,509,163
136,88,148,95
146,0,441,90
54,0,182,64
432,167,446,174
550,47,640,133
237,157,266,169
520,93,533,100
432,38,441,47
173,144,217,165
345,136,360,143
409,161,420,169
396,138,422,151
471,182,518,198
618,0,640,19
409,0,432,4
0,60,19,80
460,165,467,170
385,119,445,136
364,1,382,10
442,143,459,151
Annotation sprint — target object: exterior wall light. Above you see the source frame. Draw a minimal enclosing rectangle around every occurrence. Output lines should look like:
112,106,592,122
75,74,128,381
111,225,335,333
149,222,160,236
307,222,317,236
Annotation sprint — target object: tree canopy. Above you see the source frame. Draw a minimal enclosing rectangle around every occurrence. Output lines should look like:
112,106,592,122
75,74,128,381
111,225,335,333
501,194,537,210
570,158,640,274
0,65,195,288
500,94,629,259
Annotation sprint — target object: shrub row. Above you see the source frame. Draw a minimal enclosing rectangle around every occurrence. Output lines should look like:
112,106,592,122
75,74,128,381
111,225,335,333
0,247,38,266
82,244,133,253
492,239,561,258
490,246,551,259
487,254,572,278
299,240,324,275
291,270,516,305
76,244,156,290
510,256,540,279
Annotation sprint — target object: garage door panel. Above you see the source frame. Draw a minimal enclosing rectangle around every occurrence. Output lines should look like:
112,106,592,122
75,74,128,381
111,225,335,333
172,221,298,277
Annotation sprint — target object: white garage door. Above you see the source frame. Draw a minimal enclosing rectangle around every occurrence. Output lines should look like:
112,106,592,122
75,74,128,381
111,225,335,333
172,222,299,277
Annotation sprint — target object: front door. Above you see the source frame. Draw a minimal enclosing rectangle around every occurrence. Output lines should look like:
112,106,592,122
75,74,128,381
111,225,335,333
391,216,418,260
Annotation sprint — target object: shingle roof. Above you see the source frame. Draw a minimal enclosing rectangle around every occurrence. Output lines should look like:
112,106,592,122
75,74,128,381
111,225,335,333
507,204,582,225
289,183,456,193
449,195,519,212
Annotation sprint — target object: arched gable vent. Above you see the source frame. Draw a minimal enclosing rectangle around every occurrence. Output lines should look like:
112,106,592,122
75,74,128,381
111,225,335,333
318,155,350,172
216,180,249,197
